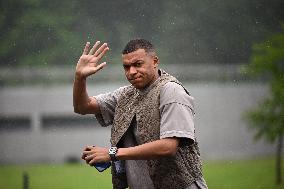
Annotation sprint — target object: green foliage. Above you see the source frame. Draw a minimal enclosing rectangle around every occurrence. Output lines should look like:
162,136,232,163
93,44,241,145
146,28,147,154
0,0,83,66
1,0,284,66
158,0,284,63
245,99,283,142
243,24,284,143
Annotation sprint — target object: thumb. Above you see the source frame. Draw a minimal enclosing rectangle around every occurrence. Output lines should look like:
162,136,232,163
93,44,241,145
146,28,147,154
88,62,107,76
96,62,107,71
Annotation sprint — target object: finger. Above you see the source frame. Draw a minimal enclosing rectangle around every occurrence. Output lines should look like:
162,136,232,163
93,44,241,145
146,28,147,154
85,154,93,161
83,146,90,151
82,154,90,160
88,41,101,55
82,146,93,155
82,150,93,159
86,145,94,150
89,159,96,165
81,151,87,159
87,62,107,76
96,62,107,71
93,43,108,57
82,151,89,159
96,47,109,60
82,42,90,55
86,158,91,164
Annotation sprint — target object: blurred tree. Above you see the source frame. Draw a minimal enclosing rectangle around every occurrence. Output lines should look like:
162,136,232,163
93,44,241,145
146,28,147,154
76,0,165,63
243,24,284,184
0,0,82,66
160,0,284,64
1,0,284,66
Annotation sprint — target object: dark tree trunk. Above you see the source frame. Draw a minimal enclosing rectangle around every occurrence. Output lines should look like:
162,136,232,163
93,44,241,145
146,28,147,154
276,134,283,185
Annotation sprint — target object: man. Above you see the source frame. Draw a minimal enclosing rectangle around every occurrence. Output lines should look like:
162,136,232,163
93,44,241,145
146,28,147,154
73,39,208,189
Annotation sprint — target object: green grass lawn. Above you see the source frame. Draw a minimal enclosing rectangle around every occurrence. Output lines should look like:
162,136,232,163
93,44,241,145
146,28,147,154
0,157,283,189
203,157,283,189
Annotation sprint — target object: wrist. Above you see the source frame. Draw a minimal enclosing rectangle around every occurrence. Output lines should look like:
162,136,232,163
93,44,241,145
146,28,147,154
109,147,118,162
75,72,87,81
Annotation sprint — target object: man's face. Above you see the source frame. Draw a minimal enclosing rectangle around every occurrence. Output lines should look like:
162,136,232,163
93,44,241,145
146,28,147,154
122,49,159,89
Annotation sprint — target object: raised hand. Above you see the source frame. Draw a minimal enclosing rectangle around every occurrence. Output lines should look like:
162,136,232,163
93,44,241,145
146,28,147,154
75,41,109,79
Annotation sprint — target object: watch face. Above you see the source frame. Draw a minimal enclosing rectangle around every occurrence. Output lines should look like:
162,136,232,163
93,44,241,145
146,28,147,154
109,147,117,154
109,147,118,162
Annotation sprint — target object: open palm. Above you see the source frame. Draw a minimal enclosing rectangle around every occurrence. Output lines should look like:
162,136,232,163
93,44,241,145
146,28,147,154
76,41,109,78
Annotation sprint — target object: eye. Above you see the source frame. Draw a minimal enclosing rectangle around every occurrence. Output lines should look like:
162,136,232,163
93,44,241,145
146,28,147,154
135,61,142,67
123,65,130,70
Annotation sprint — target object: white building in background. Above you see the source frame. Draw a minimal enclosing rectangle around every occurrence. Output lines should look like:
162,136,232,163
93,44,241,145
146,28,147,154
0,65,279,164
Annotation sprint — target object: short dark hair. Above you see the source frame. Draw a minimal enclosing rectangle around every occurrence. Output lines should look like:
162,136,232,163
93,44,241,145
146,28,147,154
122,39,155,55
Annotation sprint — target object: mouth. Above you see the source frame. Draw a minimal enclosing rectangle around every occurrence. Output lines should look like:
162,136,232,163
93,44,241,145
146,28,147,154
129,77,142,82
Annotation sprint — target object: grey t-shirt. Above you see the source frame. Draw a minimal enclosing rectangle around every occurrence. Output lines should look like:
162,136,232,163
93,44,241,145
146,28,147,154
94,81,205,189
95,81,196,141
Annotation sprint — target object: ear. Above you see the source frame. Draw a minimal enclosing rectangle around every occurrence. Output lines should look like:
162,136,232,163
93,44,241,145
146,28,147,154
153,56,159,68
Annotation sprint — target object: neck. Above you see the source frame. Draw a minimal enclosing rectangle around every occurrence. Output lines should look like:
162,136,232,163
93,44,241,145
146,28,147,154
138,70,160,92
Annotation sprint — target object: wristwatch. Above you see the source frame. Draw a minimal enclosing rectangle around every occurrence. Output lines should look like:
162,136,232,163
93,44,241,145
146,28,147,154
109,147,118,162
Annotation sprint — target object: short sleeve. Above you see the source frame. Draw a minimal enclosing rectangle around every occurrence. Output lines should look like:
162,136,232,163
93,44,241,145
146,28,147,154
159,82,196,142
94,86,126,127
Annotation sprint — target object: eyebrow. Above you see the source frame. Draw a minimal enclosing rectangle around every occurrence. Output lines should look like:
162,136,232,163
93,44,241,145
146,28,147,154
123,59,144,66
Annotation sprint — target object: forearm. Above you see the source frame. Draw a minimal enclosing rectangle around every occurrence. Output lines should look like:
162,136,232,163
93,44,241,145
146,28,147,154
116,138,179,160
73,74,96,114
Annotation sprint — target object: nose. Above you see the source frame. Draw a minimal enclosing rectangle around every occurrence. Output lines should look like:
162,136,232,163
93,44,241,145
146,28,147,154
129,66,137,75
